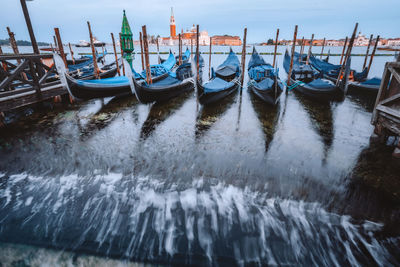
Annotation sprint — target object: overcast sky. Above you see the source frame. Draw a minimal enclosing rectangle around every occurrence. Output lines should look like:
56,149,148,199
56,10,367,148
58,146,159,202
1,0,399,43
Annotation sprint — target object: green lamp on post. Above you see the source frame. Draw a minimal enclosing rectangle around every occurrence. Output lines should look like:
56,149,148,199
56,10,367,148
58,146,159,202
121,10,134,66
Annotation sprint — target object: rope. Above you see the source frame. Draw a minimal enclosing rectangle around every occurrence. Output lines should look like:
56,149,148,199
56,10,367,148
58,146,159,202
283,80,305,91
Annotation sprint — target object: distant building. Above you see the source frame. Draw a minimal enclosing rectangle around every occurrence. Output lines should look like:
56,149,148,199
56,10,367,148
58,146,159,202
387,38,400,46
159,8,210,46
354,32,370,46
211,35,242,46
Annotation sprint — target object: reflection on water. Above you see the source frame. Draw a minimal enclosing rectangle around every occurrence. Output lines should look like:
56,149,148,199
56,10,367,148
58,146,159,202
0,48,399,265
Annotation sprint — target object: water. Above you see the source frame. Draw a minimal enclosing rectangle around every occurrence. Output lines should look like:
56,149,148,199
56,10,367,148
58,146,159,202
0,44,399,266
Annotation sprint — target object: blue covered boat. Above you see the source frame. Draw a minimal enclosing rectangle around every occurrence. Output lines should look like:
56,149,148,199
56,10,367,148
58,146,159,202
197,48,240,105
284,50,345,101
347,77,381,97
308,53,368,82
248,47,283,105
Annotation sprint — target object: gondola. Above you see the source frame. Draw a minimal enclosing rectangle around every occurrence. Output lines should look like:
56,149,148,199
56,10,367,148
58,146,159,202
308,53,367,83
131,62,195,103
141,51,177,80
160,48,191,65
197,48,240,105
247,47,283,105
346,77,381,98
67,51,107,66
283,50,346,101
194,53,205,68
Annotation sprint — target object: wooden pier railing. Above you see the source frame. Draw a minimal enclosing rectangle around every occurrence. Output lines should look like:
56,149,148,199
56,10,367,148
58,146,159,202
0,53,66,112
371,58,400,158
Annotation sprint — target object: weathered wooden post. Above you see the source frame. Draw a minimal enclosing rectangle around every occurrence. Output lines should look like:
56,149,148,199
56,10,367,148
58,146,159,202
157,38,160,64
363,34,373,70
208,37,212,79
306,34,314,65
142,25,152,84
6,27,21,64
272,28,279,68
191,37,193,56
178,33,182,65
196,25,200,80
20,0,40,54
366,35,380,77
339,36,348,65
68,43,75,65
336,23,358,86
0,46,7,71
240,27,247,85
121,10,134,67
86,22,100,79
287,25,298,87
53,36,58,50
139,32,145,71
299,36,305,62
111,33,121,76
320,37,326,59
54,28,68,68
119,33,125,76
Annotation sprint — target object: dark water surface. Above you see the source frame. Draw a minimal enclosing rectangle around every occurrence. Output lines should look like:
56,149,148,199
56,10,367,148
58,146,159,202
0,45,399,266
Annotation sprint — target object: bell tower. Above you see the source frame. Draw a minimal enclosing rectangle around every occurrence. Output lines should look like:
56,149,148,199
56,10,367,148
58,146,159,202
170,7,176,38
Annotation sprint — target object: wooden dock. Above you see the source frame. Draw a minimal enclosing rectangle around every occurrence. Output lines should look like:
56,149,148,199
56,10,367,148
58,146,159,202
372,58,400,158
0,54,67,113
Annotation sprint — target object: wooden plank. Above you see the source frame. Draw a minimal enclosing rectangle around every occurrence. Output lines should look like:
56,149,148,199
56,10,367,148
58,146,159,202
388,66,400,83
376,104,400,119
0,54,53,60
0,60,29,89
287,25,298,86
39,65,55,85
378,92,400,106
372,63,392,124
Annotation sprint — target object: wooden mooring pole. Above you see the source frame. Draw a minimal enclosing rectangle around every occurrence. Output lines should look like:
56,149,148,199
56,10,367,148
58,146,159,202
0,46,8,71
6,27,21,64
363,34,373,70
53,36,58,51
273,28,279,68
20,0,40,54
142,25,152,84
287,25,298,87
240,27,247,85
299,36,304,62
178,33,182,65
68,43,75,65
208,37,212,79
119,33,125,76
86,22,100,79
320,37,326,59
366,35,380,77
196,25,200,80
157,38,160,64
306,33,314,65
111,33,121,76
54,28,68,68
340,36,348,65
139,32,145,71
336,23,358,86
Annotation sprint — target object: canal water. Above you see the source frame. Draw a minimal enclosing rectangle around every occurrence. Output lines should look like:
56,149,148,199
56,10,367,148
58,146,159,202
0,44,399,266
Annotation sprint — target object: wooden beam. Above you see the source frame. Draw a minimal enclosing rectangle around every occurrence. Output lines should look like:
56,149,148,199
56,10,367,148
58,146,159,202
363,34,373,69
139,32,145,71
196,25,200,80
366,35,380,77
20,0,40,54
142,25,152,84
68,43,75,65
336,23,358,86
209,37,212,79
240,27,247,85
87,22,100,79
111,33,121,76
0,60,29,89
272,28,279,68
320,38,326,59
54,28,68,68
7,27,21,64
306,33,314,65
287,25,298,86
340,36,348,65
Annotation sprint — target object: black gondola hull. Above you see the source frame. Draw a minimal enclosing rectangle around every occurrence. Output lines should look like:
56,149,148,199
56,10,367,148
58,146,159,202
133,78,194,104
249,82,283,106
197,79,239,105
290,78,343,102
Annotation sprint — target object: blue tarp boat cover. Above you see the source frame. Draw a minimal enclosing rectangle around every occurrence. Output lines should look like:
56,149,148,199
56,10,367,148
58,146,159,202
147,75,180,88
76,76,129,86
218,49,240,69
307,78,335,89
254,78,274,91
361,77,381,85
248,48,267,70
203,77,235,93
182,48,190,61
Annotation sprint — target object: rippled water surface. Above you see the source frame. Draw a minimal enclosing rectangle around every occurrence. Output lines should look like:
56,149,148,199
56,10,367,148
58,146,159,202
0,45,399,266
